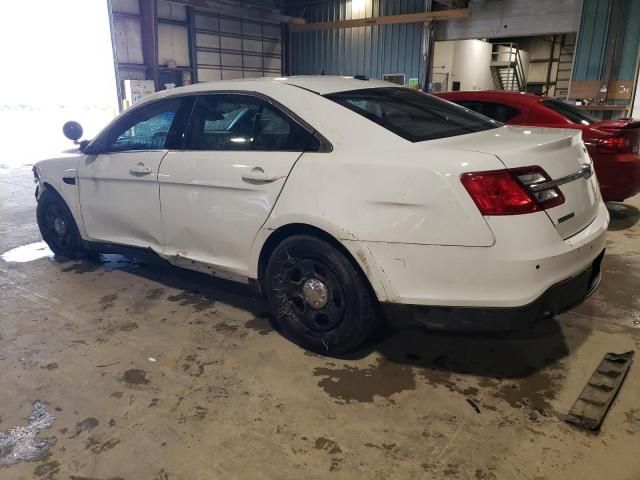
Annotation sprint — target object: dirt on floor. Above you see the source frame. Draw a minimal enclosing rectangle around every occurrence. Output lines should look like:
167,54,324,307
1,166,640,480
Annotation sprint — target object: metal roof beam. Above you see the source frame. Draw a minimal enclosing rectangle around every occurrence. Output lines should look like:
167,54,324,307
167,0,305,23
289,8,469,32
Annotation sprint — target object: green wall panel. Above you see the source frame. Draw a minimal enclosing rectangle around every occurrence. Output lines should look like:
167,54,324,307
573,0,640,82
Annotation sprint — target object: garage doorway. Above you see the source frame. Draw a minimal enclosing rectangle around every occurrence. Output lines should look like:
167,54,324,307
0,0,119,170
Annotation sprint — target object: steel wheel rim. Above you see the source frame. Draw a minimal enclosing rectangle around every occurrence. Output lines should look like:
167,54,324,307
283,258,346,333
45,205,72,250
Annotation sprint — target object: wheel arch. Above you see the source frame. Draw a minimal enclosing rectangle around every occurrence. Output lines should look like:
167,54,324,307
38,180,87,239
255,222,393,302
41,181,63,200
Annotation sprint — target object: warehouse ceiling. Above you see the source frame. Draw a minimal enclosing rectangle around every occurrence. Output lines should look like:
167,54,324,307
168,0,298,22
171,0,285,14
283,0,470,7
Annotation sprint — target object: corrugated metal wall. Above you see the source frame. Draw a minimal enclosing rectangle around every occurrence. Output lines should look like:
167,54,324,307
616,0,640,81
572,0,611,80
287,0,426,82
572,0,640,81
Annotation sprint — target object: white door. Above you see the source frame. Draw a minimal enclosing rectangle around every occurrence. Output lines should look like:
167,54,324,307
159,93,317,277
78,97,184,250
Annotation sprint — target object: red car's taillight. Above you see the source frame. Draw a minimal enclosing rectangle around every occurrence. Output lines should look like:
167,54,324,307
597,135,631,153
461,166,565,215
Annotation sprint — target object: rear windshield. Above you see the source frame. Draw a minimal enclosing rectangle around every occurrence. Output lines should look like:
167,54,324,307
541,99,598,126
325,87,500,142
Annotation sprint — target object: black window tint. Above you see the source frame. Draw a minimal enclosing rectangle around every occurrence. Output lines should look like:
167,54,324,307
104,99,182,152
325,88,500,142
185,94,314,151
456,101,520,123
541,99,599,125
253,107,294,150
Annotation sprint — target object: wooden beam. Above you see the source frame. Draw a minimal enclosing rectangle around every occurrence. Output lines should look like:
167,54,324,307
289,9,469,32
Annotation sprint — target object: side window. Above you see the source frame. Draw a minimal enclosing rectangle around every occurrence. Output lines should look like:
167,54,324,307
457,100,519,123
480,102,520,123
104,98,182,152
185,94,315,151
457,100,483,115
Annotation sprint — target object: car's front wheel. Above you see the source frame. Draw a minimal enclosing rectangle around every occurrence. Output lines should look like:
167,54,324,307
264,235,379,355
36,189,84,259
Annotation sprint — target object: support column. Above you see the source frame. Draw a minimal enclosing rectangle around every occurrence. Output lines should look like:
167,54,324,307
187,5,198,83
420,0,433,92
282,22,291,76
139,0,159,90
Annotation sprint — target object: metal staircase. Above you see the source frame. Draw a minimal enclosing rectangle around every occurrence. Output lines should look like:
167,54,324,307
554,34,575,98
490,43,526,91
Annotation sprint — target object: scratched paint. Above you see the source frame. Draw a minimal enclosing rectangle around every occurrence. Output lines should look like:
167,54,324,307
1,241,52,263
0,401,56,466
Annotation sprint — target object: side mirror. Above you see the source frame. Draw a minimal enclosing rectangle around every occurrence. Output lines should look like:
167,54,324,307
62,121,83,142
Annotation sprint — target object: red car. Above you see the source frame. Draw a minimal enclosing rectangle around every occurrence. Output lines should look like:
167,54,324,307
437,91,640,202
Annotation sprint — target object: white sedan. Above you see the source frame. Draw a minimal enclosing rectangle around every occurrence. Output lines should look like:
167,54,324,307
33,76,608,354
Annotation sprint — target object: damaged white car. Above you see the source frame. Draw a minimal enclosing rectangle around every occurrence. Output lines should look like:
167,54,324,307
34,76,608,354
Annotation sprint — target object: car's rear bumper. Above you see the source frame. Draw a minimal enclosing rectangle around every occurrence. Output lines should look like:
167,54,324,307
345,200,608,309
382,249,604,331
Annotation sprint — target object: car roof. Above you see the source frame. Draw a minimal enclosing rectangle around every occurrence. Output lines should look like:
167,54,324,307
143,75,395,103
276,75,393,94
437,90,548,104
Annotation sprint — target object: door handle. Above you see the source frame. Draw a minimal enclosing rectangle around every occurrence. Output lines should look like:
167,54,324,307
129,162,152,176
242,167,280,184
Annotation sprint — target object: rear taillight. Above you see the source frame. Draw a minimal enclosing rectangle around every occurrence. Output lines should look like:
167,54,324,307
461,166,565,215
597,135,631,153
512,166,565,209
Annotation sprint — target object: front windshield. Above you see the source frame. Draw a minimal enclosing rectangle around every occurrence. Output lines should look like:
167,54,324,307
541,99,599,126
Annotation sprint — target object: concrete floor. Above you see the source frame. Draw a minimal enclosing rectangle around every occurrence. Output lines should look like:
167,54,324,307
1,165,639,480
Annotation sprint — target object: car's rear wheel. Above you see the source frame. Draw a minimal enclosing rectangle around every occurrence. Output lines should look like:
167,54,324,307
36,189,84,259
264,235,379,355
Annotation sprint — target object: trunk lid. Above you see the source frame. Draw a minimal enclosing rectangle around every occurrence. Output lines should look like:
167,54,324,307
437,125,600,239
591,118,640,132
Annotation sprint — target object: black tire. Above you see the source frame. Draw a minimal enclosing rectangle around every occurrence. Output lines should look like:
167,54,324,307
264,235,379,355
36,188,84,259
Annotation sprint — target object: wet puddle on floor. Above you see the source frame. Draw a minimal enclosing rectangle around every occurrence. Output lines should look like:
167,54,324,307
573,254,640,328
0,401,56,466
1,241,52,263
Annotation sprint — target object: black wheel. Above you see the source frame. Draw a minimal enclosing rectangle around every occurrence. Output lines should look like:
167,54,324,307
264,235,379,355
36,189,84,259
